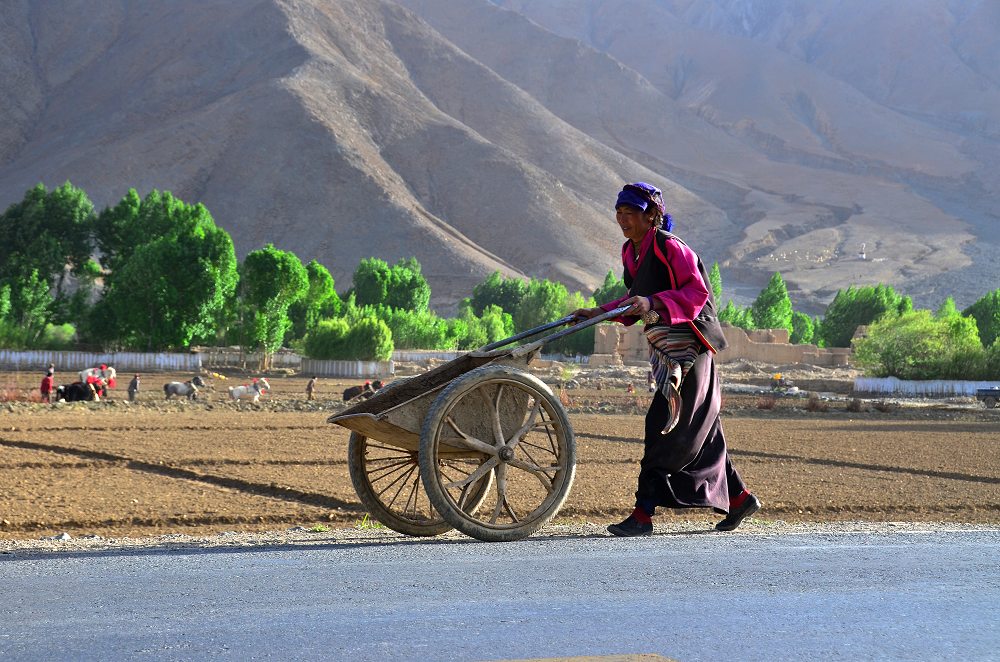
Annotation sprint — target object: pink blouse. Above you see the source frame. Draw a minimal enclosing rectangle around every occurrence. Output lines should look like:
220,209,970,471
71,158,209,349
598,227,710,326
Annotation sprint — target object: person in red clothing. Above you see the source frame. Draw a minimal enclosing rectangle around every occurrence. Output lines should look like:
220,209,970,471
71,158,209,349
572,182,761,536
40,369,54,403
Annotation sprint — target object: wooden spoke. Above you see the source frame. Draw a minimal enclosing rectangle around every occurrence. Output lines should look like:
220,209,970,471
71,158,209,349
490,383,506,447
490,462,508,524
507,457,556,492
443,456,498,491
445,416,498,455
504,399,541,450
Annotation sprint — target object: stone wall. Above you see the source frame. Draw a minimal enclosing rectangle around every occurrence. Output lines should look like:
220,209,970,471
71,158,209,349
594,323,852,367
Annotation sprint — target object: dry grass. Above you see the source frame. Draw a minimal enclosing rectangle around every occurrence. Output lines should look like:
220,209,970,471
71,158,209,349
756,395,777,410
846,398,868,413
805,393,830,412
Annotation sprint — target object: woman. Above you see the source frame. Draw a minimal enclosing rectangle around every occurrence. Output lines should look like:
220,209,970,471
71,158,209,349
573,182,761,536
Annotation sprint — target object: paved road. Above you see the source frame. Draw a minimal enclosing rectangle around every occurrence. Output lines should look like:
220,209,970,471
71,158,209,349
2,526,998,661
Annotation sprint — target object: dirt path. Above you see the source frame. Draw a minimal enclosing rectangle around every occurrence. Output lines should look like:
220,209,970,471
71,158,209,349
1,371,998,540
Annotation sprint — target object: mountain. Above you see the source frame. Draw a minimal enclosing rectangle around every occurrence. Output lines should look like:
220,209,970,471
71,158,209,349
1,0,997,314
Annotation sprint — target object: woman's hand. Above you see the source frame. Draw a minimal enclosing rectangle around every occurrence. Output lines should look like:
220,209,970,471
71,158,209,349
570,307,601,324
624,296,652,316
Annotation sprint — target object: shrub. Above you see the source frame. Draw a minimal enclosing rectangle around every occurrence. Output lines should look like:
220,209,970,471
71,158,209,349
845,398,868,413
303,319,350,359
756,395,776,410
345,317,393,361
805,393,829,412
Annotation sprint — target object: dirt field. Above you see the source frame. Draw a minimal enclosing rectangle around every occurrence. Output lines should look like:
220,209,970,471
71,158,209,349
2,370,998,540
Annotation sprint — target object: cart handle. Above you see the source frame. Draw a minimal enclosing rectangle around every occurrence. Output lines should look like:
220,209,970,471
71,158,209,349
472,304,631,357
477,314,576,352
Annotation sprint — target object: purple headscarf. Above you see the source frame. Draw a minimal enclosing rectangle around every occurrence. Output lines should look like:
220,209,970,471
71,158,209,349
615,182,673,231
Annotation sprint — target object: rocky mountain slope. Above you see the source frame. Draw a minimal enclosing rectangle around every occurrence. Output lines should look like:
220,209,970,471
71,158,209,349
1,0,996,312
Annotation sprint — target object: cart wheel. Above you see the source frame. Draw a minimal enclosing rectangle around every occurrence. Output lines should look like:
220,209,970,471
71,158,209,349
348,433,492,537
419,364,575,542
985,397,997,409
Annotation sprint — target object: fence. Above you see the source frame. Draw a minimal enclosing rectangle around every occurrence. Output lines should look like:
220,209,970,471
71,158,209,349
194,348,302,370
853,377,1000,397
300,359,394,378
0,349,202,373
392,350,461,363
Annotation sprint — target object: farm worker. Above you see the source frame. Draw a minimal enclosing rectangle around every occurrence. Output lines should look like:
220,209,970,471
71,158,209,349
306,376,318,400
40,369,54,403
128,374,140,402
571,182,761,536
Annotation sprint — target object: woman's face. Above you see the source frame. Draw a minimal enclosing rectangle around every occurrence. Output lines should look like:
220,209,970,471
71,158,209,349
616,205,653,243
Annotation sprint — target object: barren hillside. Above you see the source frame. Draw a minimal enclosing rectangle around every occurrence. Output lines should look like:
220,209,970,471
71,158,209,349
1,0,997,312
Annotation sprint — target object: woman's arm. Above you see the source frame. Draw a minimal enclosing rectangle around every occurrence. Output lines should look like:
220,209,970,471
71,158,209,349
648,239,709,324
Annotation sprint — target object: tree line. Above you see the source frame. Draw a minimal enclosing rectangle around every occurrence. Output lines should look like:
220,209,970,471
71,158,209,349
2,182,999,378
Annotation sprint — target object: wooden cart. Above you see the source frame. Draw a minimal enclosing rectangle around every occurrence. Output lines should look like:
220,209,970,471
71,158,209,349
328,306,629,542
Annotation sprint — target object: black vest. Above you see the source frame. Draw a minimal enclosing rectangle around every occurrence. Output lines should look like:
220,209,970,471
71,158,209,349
623,230,728,353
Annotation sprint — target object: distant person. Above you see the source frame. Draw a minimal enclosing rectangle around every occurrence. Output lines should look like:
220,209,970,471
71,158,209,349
572,182,761,536
40,369,54,403
627,383,635,395
128,374,140,402
306,376,318,401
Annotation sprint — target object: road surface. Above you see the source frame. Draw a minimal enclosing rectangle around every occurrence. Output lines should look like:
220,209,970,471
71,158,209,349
2,524,998,661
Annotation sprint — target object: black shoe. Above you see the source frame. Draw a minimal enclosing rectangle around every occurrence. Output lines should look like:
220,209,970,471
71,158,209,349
607,515,653,537
715,494,761,531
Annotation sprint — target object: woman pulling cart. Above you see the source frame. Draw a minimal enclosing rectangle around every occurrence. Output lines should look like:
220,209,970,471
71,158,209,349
571,182,762,536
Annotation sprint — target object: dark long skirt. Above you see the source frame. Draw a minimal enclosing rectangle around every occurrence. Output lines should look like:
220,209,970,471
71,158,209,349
635,351,747,514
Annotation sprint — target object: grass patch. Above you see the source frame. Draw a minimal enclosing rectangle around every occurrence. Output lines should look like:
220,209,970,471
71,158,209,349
355,513,385,530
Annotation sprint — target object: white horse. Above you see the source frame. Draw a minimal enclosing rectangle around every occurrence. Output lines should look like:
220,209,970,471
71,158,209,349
229,377,270,403
80,365,117,389
164,375,207,400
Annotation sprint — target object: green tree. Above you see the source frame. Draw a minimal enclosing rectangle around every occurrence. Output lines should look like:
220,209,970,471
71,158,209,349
708,262,723,304
0,270,53,346
346,316,394,360
239,245,309,365
387,257,431,311
303,318,351,359
963,289,1000,348
100,219,238,350
548,291,596,356
0,182,96,330
751,272,793,331
817,284,913,348
513,278,568,332
719,300,755,330
353,257,430,311
789,311,815,344
853,309,981,379
592,270,627,306
374,306,451,349
936,297,959,318
287,260,341,342
469,271,528,315
451,303,516,350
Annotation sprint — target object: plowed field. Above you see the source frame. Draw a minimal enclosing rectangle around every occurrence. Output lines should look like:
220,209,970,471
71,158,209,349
2,371,998,540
